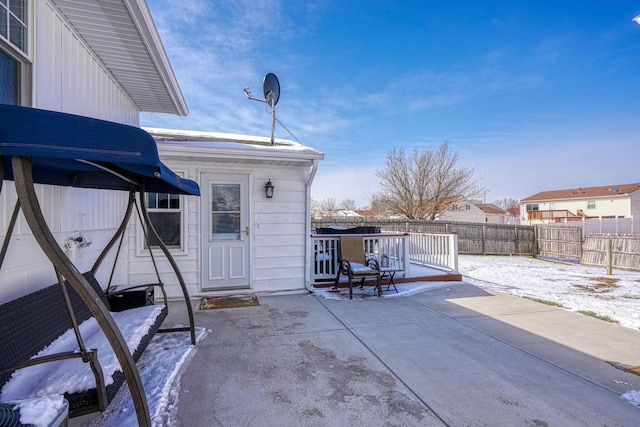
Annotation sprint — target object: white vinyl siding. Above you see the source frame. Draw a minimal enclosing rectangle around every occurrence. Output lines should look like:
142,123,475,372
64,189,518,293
128,159,312,298
35,1,139,124
0,1,146,303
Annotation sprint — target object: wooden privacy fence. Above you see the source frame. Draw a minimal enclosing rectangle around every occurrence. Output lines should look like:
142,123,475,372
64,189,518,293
312,218,536,255
312,219,640,271
536,225,582,261
581,234,640,271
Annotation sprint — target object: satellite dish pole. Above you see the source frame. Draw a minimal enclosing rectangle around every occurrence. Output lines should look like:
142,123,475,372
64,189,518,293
243,73,281,145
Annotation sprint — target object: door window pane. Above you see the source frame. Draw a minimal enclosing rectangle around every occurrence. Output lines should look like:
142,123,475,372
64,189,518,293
211,184,241,240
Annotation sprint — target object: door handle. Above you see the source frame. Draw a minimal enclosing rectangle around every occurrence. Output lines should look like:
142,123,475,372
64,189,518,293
245,226,250,236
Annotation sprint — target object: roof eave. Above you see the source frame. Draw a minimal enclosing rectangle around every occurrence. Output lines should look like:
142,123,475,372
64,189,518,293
124,0,188,116
50,0,188,116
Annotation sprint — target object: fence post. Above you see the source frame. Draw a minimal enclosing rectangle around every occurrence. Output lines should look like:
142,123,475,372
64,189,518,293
605,237,612,275
482,225,487,255
514,225,519,255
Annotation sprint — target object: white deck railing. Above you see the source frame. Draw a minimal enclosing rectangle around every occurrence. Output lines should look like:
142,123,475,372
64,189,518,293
407,232,459,272
311,232,458,283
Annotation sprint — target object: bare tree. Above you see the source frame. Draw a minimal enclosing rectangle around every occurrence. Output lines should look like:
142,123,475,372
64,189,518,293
339,199,357,210
493,198,520,210
317,197,337,217
374,141,481,219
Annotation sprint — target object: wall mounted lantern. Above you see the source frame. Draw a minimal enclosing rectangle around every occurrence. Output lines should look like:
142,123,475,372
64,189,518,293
265,179,274,199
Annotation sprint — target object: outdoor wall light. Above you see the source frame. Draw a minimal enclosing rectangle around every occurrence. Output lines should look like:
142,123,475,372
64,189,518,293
265,179,274,198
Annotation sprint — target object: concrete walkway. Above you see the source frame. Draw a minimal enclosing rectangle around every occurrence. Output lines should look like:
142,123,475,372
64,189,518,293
168,283,640,426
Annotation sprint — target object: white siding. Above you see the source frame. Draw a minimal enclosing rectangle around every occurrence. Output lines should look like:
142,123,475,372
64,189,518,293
34,1,139,124
127,160,312,299
0,2,143,303
522,195,634,224
252,168,308,292
630,191,640,218
0,181,128,303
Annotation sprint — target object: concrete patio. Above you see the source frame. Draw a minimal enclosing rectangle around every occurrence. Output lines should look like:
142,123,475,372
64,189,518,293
160,283,640,426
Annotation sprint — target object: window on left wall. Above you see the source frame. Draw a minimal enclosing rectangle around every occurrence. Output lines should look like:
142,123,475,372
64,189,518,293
1,0,29,105
1,0,27,53
145,192,182,248
0,49,17,104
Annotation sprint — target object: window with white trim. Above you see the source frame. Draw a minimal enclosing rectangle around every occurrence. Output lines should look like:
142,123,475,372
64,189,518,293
145,192,182,248
1,0,28,54
0,48,17,103
1,0,28,105
587,200,596,209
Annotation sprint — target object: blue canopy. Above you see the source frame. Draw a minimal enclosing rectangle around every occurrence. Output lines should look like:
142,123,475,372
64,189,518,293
0,105,200,195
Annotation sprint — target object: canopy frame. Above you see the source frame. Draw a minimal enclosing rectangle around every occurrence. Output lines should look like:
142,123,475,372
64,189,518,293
0,106,201,427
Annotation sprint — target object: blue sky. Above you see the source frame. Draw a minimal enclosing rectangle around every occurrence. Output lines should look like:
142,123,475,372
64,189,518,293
142,0,640,208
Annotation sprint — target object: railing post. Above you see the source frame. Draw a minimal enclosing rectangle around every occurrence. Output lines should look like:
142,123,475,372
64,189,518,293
450,233,459,273
403,233,411,276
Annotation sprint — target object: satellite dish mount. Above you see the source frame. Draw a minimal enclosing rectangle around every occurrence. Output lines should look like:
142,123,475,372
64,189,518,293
243,73,280,145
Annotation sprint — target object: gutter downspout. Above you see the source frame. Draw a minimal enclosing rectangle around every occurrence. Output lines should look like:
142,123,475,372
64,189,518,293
304,159,320,292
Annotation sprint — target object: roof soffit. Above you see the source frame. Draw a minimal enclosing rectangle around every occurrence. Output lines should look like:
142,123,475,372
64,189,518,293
49,0,188,116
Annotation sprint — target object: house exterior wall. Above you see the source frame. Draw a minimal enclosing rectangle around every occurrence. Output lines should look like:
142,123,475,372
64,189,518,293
126,160,313,299
521,195,634,224
35,1,139,124
631,191,640,217
438,204,511,224
1,2,143,303
438,204,487,223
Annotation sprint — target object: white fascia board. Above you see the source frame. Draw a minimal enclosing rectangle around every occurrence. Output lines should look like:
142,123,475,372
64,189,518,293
149,128,324,163
156,140,324,163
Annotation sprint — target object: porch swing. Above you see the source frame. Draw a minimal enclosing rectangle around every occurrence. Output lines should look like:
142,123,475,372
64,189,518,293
0,105,200,427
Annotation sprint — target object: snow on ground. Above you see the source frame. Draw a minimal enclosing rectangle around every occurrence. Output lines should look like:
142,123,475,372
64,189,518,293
317,255,640,332
457,255,640,331
82,327,207,426
317,254,640,408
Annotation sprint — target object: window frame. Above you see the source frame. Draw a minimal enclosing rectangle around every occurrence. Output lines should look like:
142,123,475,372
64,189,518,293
0,0,32,106
587,200,596,210
137,176,188,257
1,0,28,55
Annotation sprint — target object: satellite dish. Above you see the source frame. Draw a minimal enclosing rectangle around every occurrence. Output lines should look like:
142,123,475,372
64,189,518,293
243,73,282,145
263,73,280,107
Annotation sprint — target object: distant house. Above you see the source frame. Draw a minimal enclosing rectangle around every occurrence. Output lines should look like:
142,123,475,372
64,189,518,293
437,202,513,224
520,183,640,224
506,207,520,218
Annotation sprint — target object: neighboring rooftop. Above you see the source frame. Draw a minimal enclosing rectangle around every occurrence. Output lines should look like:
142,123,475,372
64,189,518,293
476,203,509,215
522,183,640,202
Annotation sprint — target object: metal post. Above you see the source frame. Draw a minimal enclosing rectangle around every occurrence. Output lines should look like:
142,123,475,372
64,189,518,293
12,157,151,427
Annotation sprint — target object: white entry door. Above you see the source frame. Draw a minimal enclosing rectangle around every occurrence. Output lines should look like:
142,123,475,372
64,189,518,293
201,173,251,290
